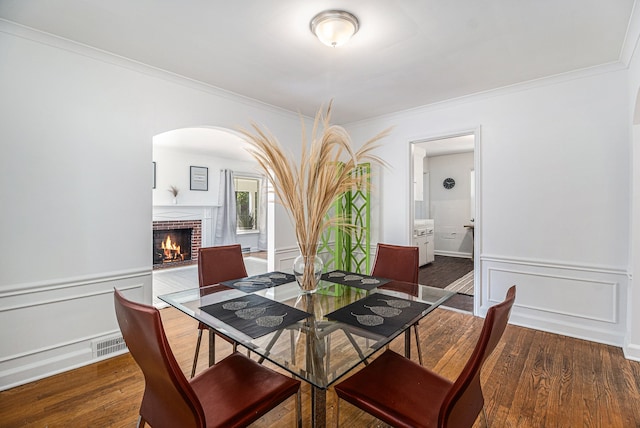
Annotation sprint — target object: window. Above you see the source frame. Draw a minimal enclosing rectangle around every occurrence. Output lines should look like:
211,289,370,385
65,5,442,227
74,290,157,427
235,177,259,231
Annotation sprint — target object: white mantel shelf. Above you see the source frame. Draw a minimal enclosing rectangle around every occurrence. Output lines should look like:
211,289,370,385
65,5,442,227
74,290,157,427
153,205,218,247
153,205,221,208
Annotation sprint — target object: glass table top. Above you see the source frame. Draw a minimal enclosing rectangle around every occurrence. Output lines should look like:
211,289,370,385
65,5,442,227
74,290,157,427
160,277,454,389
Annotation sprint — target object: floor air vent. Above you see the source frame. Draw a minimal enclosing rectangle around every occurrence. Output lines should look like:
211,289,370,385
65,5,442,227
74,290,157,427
92,335,127,358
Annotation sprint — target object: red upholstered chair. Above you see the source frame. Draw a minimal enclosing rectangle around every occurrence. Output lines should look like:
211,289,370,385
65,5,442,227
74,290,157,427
371,243,424,364
334,286,516,428
371,243,419,284
114,289,301,428
192,245,248,377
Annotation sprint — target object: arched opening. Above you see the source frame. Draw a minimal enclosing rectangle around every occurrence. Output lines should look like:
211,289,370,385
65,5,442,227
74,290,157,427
150,126,273,307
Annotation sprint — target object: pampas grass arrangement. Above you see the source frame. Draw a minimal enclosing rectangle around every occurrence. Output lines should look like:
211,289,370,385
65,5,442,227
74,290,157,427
240,103,389,291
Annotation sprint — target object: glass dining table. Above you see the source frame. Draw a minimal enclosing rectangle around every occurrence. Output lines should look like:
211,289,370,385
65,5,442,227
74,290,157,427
159,272,454,428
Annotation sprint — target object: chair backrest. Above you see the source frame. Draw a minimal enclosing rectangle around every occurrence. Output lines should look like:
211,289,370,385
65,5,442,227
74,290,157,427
198,244,248,287
439,286,516,428
371,243,419,284
114,289,204,428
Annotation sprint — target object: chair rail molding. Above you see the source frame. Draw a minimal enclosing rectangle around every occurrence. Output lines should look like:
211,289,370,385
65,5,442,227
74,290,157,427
479,254,628,348
0,272,149,391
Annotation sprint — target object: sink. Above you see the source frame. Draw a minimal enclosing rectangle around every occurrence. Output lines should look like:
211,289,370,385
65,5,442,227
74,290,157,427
414,219,434,229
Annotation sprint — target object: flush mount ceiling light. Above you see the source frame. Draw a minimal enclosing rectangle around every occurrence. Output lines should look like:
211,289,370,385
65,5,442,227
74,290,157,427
310,10,359,47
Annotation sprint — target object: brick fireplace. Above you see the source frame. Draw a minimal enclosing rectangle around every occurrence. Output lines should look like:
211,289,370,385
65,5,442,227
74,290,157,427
152,220,202,270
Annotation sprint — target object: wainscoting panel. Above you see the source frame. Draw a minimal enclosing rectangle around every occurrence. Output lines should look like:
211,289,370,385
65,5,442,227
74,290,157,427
481,256,628,347
274,246,300,272
0,270,151,391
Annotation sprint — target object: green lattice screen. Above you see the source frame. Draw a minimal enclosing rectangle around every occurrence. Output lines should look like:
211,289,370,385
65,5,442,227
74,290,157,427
318,163,371,274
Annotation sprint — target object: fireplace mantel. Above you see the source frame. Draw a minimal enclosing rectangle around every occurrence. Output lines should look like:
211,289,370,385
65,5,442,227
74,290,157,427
153,205,216,247
153,204,220,208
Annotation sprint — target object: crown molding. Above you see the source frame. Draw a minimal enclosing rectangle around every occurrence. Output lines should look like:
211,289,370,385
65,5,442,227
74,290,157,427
0,18,308,122
620,0,640,65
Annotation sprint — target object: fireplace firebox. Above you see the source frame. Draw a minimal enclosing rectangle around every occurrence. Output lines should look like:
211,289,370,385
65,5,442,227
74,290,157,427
152,220,202,269
153,228,191,264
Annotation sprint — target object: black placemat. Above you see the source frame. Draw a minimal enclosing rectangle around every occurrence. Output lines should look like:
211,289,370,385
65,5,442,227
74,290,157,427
200,294,311,339
326,293,431,337
320,270,391,291
221,271,295,292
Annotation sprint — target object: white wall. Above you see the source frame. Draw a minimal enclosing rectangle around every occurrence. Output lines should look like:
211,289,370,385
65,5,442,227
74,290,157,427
152,145,263,250
428,152,474,257
152,146,261,207
625,9,640,360
0,21,305,389
345,65,631,347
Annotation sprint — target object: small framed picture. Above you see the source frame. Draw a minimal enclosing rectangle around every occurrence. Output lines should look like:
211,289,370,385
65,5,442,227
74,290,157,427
152,162,156,189
190,166,208,191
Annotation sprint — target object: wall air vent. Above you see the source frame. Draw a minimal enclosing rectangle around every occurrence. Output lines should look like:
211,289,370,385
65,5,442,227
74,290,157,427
92,335,127,358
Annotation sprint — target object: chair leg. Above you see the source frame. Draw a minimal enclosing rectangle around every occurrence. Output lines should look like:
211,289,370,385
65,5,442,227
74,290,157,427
191,329,203,378
335,397,340,428
136,415,146,428
413,324,423,365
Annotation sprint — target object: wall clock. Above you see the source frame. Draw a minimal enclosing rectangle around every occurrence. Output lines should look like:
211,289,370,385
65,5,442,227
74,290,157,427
443,177,456,189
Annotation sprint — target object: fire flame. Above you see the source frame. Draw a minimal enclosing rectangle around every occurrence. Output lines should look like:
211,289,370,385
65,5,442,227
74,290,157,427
161,235,181,260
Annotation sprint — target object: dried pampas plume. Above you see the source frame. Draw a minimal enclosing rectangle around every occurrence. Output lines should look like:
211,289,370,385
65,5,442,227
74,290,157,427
239,102,390,288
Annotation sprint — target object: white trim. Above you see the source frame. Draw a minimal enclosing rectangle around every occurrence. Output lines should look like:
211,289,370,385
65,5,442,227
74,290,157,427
435,250,472,259
487,267,618,324
408,126,481,314
481,254,628,276
620,0,640,65
480,256,628,347
0,268,150,296
345,62,626,127
0,18,306,122
508,312,626,348
623,342,640,362
0,280,144,391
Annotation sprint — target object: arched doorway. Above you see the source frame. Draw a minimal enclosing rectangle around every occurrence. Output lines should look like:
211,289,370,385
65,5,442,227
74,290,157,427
150,127,273,307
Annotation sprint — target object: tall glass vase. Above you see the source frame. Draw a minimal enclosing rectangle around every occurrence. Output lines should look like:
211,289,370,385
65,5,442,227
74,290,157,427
293,251,324,294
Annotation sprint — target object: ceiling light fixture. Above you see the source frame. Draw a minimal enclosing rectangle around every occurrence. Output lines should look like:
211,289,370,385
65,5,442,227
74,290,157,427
310,10,359,47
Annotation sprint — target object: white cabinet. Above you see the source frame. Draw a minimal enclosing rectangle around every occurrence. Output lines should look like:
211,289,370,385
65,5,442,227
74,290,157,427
426,232,435,264
416,232,427,266
414,219,435,266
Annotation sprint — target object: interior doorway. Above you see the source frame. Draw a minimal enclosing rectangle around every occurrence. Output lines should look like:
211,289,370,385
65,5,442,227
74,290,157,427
150,127,272,307
410,130,479,313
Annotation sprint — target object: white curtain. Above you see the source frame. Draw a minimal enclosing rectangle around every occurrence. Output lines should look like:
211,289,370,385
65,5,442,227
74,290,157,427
257,176,268,250
214,169,237,245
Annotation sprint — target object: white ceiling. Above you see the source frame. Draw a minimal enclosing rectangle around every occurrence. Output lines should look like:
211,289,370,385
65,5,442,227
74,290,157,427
153,128,256,161
417,135,475,157
0,0,636,124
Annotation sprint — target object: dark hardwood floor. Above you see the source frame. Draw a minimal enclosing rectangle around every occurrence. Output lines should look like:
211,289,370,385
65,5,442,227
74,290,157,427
420,255,474,312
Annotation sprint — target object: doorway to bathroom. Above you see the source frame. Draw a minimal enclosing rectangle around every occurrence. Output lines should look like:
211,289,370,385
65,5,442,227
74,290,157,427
410,131,478,313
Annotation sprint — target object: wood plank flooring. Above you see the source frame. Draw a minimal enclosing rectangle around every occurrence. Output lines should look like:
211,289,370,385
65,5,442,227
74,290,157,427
2,306,640,427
